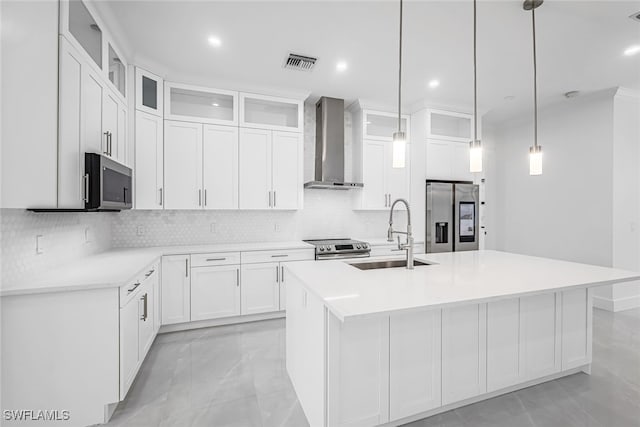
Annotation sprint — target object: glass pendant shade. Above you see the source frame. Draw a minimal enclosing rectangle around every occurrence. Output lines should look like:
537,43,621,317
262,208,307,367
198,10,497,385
392,131,406,168
529,145,543,175
469,140,482,173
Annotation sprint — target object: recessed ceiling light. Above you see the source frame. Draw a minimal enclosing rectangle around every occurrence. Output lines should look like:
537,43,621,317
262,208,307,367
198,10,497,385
428,79,440,89
504,95,515,101
211,103,219,107
208,36,222,47
623,45,640,56
336,61,348,72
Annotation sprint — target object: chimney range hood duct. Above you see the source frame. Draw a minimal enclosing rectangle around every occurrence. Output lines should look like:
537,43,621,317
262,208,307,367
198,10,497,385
304,97,363,190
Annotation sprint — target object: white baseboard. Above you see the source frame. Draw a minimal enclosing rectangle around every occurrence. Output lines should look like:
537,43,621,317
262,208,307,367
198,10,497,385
593,295,640,312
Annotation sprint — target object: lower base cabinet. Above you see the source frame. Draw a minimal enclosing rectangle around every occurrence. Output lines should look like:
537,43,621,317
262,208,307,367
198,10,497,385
191,265,241,321
240,262,280,315
161,255,191,325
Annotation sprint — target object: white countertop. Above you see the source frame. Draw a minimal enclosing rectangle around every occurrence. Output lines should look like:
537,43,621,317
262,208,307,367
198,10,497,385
285,250,640,321
1,241,313,297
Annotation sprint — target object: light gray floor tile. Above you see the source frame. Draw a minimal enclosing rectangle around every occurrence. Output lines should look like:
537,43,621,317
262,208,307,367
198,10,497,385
105,310,640,427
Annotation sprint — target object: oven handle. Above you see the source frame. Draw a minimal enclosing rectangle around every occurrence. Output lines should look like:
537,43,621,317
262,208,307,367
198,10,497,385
316,252,371,260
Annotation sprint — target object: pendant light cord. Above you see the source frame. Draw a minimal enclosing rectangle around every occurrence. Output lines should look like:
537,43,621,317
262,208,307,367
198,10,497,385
532,6,538,148
398,0,403,132
473,0,477,142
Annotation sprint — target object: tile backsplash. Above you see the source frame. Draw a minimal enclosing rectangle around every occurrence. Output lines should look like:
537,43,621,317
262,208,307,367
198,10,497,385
0,209,113,285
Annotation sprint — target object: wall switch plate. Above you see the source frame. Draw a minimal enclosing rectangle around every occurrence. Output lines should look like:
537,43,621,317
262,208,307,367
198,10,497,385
36,235,45,254
136,225,145,236
210,223,217,233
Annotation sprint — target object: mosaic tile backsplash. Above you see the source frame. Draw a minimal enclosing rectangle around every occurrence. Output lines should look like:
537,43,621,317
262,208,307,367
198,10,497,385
1,209,114,285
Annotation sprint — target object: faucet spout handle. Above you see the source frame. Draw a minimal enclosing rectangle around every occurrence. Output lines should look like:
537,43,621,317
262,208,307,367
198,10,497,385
387,225,394,242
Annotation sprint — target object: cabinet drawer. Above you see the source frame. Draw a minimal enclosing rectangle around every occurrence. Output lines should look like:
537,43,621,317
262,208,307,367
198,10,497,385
120,261,159,307
191,252,240,267
241,249,314,264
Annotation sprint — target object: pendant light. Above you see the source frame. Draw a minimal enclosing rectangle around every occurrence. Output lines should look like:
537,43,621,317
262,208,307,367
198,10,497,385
392,0,406,168
524,0,543,175
469,0,482,173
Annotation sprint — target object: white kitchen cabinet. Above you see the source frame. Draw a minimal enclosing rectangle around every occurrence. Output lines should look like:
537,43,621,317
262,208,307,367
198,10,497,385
521,293,561,379
135,110,164,209
487,298,521,392
426,139,474,182
161,255,191,325
203,125,239,209
137,281,155,358
240,263,280,315
389,309,442,421
427,109,474,142
82,65,105,157
362,110,409,141
59,0,103,72
355,139,410,210
561,289,592,370
107,43,126,98
240,93,303,132
136,67,163,117
239,128,302,210
441,304,487,405
191,265,241,321
119,291,139,399
164,120,203,209
101,86,127,164
327,313,390,426
166,82,238,126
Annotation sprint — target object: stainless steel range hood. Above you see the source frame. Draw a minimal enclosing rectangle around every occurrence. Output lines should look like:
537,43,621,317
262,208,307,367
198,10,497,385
304,97,363,190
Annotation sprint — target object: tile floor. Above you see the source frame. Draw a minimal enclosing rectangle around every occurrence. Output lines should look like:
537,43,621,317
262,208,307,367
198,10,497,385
105,308,640,427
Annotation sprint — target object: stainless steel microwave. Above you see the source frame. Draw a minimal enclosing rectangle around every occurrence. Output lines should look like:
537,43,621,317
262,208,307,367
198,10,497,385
85,153,132,211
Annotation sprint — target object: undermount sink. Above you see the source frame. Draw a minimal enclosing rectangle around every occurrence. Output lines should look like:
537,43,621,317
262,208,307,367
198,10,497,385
349,259,431,270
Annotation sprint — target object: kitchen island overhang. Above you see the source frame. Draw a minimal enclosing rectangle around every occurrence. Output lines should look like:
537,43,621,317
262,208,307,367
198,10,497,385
284,250,640,427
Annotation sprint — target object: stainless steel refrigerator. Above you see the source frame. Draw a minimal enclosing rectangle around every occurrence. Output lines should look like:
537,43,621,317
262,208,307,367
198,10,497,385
426,181,479,253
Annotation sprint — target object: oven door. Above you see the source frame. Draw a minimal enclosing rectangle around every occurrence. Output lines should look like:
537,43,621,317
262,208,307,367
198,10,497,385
85,153,132,210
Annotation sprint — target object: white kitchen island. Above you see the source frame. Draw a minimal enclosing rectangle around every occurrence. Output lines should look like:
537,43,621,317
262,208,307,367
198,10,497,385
284,250,640,427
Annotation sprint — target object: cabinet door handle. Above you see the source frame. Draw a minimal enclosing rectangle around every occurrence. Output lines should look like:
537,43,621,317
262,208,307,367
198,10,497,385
273,191,276,208
103,132,109,155
141,293,148,321
83,174,90,203
185,258,189,277
236,269,240,287
198,189,202,206
109,132,113,156
281,266,284,283
127,282,140,294
145,269,155,277
276,265,279,283
268,191,272,207
206,257,226,262
271,254,288,258
159,188,163,206
204,189,207,207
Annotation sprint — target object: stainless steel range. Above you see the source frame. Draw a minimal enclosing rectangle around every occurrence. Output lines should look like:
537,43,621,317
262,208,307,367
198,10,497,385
303,238,371,260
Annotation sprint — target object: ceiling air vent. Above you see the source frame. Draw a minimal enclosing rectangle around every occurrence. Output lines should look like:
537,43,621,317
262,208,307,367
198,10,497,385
630,11,640,22
284,53,317,72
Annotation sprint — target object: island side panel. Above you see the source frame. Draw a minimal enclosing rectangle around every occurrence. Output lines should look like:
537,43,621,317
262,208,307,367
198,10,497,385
561,288,593,370
285,273,327,427
1,288,120,427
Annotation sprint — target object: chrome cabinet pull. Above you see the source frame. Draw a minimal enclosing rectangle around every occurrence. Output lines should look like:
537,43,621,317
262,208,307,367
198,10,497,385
273,191,276,208
198,189,202,206
281,266,284,283
276,265,279,283
140,293,148,321
83,174,90,203
185,258,189,277
271,254,289,258
236,269,240,287
159,188,163,206
108,132,113,156
103,131,109,155
268,191,272,207
145,269,155,277
206,257,226,262
127,282,141,294
204,189,207,207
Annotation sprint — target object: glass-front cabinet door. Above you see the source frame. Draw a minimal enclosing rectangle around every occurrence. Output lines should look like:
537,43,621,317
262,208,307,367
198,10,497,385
65,0,103,70
427,109,474,142
135,68,164,117
165,82,238,126
240,93,303,132
108,44,126,98
363,110,408,141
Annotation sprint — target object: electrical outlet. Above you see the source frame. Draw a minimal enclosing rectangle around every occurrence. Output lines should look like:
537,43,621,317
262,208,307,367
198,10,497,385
274,223,281,232
210,223,217,233
84,227,92,243
136,225,145,236
36,235,45,254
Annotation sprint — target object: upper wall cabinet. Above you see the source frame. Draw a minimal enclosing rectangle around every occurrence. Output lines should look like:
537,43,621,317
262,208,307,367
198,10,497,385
59,0,128,101
165,82,238,126
239,93,303,133
135,68,163,117
427,109,474,142
363,111,408,141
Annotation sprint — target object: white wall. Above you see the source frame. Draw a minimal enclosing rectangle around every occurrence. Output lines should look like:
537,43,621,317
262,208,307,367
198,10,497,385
1,1,58,208
487,90,614,267
485,88,640,311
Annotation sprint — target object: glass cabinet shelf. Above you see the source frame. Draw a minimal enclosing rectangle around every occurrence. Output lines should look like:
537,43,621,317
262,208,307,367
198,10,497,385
108,44,125,97
68,0,102,69
165,83,238,125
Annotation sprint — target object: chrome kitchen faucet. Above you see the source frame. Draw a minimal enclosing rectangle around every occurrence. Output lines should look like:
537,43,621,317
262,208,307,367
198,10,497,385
387,198,414,269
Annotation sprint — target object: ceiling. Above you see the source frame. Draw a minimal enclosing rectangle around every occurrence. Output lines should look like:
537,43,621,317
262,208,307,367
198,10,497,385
101,0,640,122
